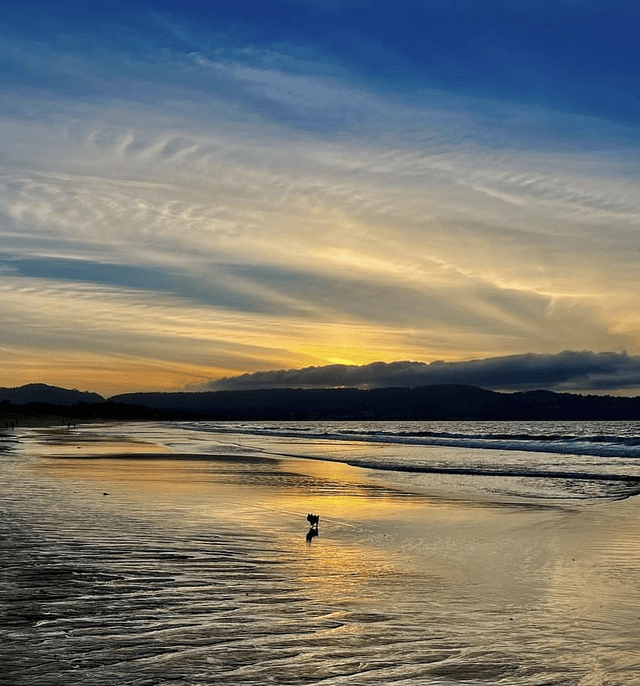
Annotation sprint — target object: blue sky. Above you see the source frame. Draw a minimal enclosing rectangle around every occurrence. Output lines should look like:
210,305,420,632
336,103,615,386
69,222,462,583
1,1,639,394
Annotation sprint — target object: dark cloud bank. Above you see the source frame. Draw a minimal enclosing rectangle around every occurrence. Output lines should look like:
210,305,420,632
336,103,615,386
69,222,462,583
204,351,640,394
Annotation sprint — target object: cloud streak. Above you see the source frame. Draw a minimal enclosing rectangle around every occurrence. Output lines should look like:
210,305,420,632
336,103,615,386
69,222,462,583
0,2,638,394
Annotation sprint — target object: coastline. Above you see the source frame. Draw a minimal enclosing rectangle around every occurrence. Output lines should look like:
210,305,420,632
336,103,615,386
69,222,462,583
2,422,640,684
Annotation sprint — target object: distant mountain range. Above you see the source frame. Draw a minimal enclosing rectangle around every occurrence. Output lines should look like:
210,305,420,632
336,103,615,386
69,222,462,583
2,383,640,421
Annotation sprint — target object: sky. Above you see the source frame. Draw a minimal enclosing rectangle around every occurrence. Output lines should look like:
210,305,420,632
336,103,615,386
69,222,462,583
1,0,639,396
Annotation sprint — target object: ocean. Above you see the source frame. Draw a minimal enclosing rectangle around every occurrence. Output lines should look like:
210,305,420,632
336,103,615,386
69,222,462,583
2,420,640,685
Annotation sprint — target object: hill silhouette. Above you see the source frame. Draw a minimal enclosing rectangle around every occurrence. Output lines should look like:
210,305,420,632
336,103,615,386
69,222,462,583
3,383,640,423
0,383,103,406
110,384,640,421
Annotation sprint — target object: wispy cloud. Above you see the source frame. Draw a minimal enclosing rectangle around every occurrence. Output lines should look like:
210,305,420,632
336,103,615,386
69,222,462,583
0,2,638,393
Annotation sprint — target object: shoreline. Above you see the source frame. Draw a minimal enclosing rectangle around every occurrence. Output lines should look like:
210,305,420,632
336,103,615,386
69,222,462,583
2,422,640,684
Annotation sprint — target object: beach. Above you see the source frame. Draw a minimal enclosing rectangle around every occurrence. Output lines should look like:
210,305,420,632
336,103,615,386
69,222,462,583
2,422,640,685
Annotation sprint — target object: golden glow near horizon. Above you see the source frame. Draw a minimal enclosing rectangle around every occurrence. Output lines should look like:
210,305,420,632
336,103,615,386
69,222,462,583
1,5,639,395
1,138,638,395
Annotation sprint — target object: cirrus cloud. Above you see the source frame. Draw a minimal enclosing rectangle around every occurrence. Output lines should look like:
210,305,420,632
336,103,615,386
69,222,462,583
0,1,638,394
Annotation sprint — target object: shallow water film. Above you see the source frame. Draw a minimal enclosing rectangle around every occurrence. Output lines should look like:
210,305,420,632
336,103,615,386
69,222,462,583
2,422,640,685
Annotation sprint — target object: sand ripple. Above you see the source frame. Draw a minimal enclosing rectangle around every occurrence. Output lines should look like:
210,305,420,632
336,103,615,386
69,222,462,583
2,426,640,685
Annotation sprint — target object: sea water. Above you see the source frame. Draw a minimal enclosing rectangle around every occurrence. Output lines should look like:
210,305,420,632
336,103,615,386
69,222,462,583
176,419,640,501
2,420,640,685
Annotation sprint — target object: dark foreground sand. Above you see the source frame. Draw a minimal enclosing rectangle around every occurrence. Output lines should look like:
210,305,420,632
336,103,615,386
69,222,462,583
2,424,640,685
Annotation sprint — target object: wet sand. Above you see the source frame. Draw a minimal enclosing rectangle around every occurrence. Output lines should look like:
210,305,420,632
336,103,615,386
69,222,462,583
2,424,640,685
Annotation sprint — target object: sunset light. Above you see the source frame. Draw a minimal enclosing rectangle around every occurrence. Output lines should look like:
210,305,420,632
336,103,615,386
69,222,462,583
1,1,638,395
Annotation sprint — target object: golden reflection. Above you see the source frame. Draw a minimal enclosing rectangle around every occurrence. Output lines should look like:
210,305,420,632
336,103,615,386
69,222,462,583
20,421,640,677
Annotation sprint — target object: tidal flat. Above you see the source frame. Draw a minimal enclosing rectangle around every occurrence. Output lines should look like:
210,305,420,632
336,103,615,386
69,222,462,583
2,422,639,685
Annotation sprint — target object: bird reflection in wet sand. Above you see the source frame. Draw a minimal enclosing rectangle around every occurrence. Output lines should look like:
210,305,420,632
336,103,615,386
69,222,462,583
306,513,319,542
